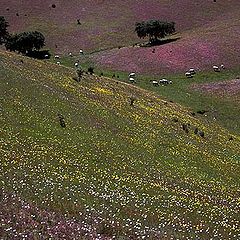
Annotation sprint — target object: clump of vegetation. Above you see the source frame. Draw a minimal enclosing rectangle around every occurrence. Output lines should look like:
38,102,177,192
197,110,207,115
88,67,94,75
182,123,189,133
129,96,136,106
76,67,84,82
58,114,66,128
135,20,175,44
5,31,45,55
172,117,178,123
0,16,9,45
194,127,199,135
198,130,205,138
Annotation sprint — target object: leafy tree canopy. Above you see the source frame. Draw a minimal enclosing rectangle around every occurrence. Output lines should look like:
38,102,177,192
5,31,45,54
0,16,9,44
135,20,175,43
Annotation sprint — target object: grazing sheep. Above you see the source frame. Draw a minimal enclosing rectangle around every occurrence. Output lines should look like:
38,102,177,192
44,54,49,59
129,72,136,78
129,77,135,83
79,49,84,55
189,68,196,75
220,64,225,69
69,52,72,57
56,61,61,65
159,79,172,85
213,65,220,72
74,62,79,67
152,80,159,86
54,55,60,59
185,72,192,78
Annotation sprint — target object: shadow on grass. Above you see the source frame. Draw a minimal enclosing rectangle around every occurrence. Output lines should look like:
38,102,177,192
141,37,180,47
26,50,51,59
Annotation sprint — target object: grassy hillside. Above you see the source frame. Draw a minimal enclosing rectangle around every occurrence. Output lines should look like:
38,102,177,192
1,50,240,239
2,0,238,52
1,0,239,74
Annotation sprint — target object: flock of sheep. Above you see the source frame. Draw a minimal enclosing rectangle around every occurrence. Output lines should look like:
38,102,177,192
185,64,225,78
51,49,84,66
144,64,225,87
48,50,225,87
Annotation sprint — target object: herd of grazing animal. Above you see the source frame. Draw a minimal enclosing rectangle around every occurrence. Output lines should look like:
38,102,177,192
185,64,225,78
52,50,84,67
48,48,225,88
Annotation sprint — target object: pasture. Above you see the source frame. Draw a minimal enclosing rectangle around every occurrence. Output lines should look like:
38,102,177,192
1,50,240,239
1,0,240,239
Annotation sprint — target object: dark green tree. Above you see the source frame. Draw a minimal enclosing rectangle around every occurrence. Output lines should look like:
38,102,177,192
0,16,9,44
135,20,175,44
5,31,45,54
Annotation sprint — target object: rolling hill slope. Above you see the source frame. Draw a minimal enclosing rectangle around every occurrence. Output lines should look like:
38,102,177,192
1,0,240,75
0,50,240,239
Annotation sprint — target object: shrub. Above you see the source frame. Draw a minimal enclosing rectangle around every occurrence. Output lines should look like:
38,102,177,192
76,68,84,82
197,110,207,115
198,131,204,138
58,114,66,128
129,96,136,106
88,67,94,75
194,128,199,135
182,123,189,133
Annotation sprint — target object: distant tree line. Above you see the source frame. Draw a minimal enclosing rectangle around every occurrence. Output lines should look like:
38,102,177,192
135,20,175,44
0,16,45,55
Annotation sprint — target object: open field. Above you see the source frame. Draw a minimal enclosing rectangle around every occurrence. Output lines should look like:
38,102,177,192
191,79,240,102
1,1,240,239
1,50,240,239
1,0,240,75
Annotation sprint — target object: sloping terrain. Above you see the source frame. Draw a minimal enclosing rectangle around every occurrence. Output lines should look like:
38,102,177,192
191,79,240,103
1,0,239,74
1,1,239,48
1,50,240,239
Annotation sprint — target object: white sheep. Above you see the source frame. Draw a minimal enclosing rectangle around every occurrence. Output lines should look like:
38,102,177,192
189,68,196,75
44,54,49,59
152,80,159,86
159,79,171,85
74,62,79,67
56,61,61,65
220,64,225,69
129,77,135,83
79,49,84,55
69,52,72,57
213,65,220,72
55,55,60,59
185,72,192,78
129,72,136,78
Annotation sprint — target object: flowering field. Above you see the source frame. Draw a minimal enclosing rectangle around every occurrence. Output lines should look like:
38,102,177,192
191,79,240,101
1,50,240,239
1,0,239,53
1,0,239,75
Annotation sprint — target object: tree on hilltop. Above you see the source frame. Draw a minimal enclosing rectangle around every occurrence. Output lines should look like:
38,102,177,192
0,16,9,44
135,20,175,44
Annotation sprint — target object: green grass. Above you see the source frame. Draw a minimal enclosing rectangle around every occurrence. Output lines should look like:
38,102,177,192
1,50,240,238
72,60,240,134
